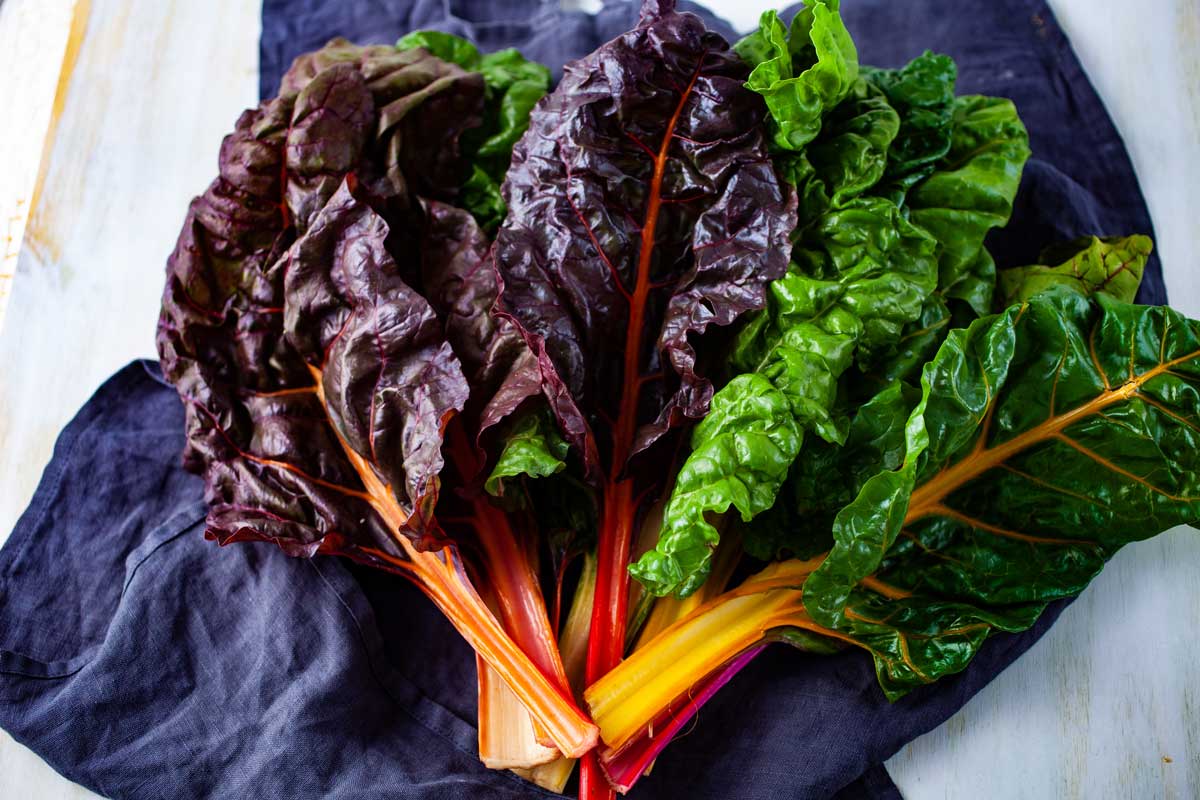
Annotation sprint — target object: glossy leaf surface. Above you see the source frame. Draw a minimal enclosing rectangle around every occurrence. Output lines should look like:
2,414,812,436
158,41,488,558
634,196,940,596
735,3,858,151
636,27,1010,598
998,234,1152,307
802,289,1200,698
905,95,1030,314
492,0,794,481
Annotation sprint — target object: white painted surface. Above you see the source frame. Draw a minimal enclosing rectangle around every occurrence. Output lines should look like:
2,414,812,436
0,0,1195,797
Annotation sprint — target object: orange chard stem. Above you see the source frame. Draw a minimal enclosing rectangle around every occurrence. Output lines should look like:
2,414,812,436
309,367,598,758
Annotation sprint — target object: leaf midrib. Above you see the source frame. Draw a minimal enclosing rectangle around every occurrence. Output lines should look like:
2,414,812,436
905,344,1200,522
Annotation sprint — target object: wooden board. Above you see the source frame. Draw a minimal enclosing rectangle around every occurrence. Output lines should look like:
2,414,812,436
0,0,1195,796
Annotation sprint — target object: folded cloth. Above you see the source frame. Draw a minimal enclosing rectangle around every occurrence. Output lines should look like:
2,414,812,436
0,1,1167,799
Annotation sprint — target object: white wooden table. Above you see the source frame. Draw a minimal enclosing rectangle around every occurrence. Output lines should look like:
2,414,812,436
0,1,1196,797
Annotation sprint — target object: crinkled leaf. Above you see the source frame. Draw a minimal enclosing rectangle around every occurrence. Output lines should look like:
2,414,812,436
860,293,953,390
862,51,957,202
801,289,1200,699
906,95,1031,314
998,234,1151,307
735,3,859,151
398,32,551,231
803,79,899,207
284,181,469,532
493,0,795,484
157,41,487,562
630,374,804,595
419,198,542,439
485,410,571,498
744,379,918,562
638,197,938,596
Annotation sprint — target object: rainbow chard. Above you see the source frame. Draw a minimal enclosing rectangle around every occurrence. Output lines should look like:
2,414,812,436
157,40,596,759
491,0,796,792
588,287,1200,769
633,1,1031,600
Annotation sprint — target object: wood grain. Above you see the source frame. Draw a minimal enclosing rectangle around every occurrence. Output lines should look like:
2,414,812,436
0,0,1195,797
0,0,259,796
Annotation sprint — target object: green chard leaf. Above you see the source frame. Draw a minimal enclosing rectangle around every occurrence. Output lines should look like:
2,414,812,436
905,95,1031,314
862,51,957,202
484,409,571,498
998,234,1152,307
398,32,551,231
735,3,859,152
801,289,1200,699
633,197,940,597
637,19,1030,601
745,379,919,563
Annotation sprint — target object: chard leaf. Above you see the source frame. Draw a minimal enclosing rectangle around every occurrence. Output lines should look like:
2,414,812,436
157,41,489,558
637,197,938,596
735,3,859,151
998,234,1152,306
905,95,1031,314
803,79,899,208
864,293,953,387
395,30,483,68
630,374,803,596
485,411,571,498
745,379,918,562
492,0,795,482
862,51,957,201
419,199,542,441
398,31,551,231
801,289,1200,699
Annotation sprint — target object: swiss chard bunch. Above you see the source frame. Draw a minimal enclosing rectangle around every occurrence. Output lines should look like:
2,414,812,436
156,3,1197,799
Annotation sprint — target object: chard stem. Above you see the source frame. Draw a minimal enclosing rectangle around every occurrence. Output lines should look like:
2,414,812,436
585,558,824,752
311,368,597,757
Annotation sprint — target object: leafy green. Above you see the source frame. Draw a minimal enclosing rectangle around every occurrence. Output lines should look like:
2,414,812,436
633,3,1031,598
485,410,571,498
735,3,858,152
802,81,899,209
906,95,1031,314
629,374,804,596
744,379,918,562
631,195,940,596
397,31,551,231
862,51,957,202
998,234,1152,307
801,289,1200,698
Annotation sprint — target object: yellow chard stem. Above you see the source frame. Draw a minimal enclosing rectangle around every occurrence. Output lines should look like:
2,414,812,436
585,559,824,752
634,526,744,652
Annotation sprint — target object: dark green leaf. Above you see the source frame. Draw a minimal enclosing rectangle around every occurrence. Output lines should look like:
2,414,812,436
906,95,1030,314
746,379,919,562
801,289,1200,699
862,51,957,202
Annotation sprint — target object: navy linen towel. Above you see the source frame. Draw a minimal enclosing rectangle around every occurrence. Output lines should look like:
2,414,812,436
0,1,1167,799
